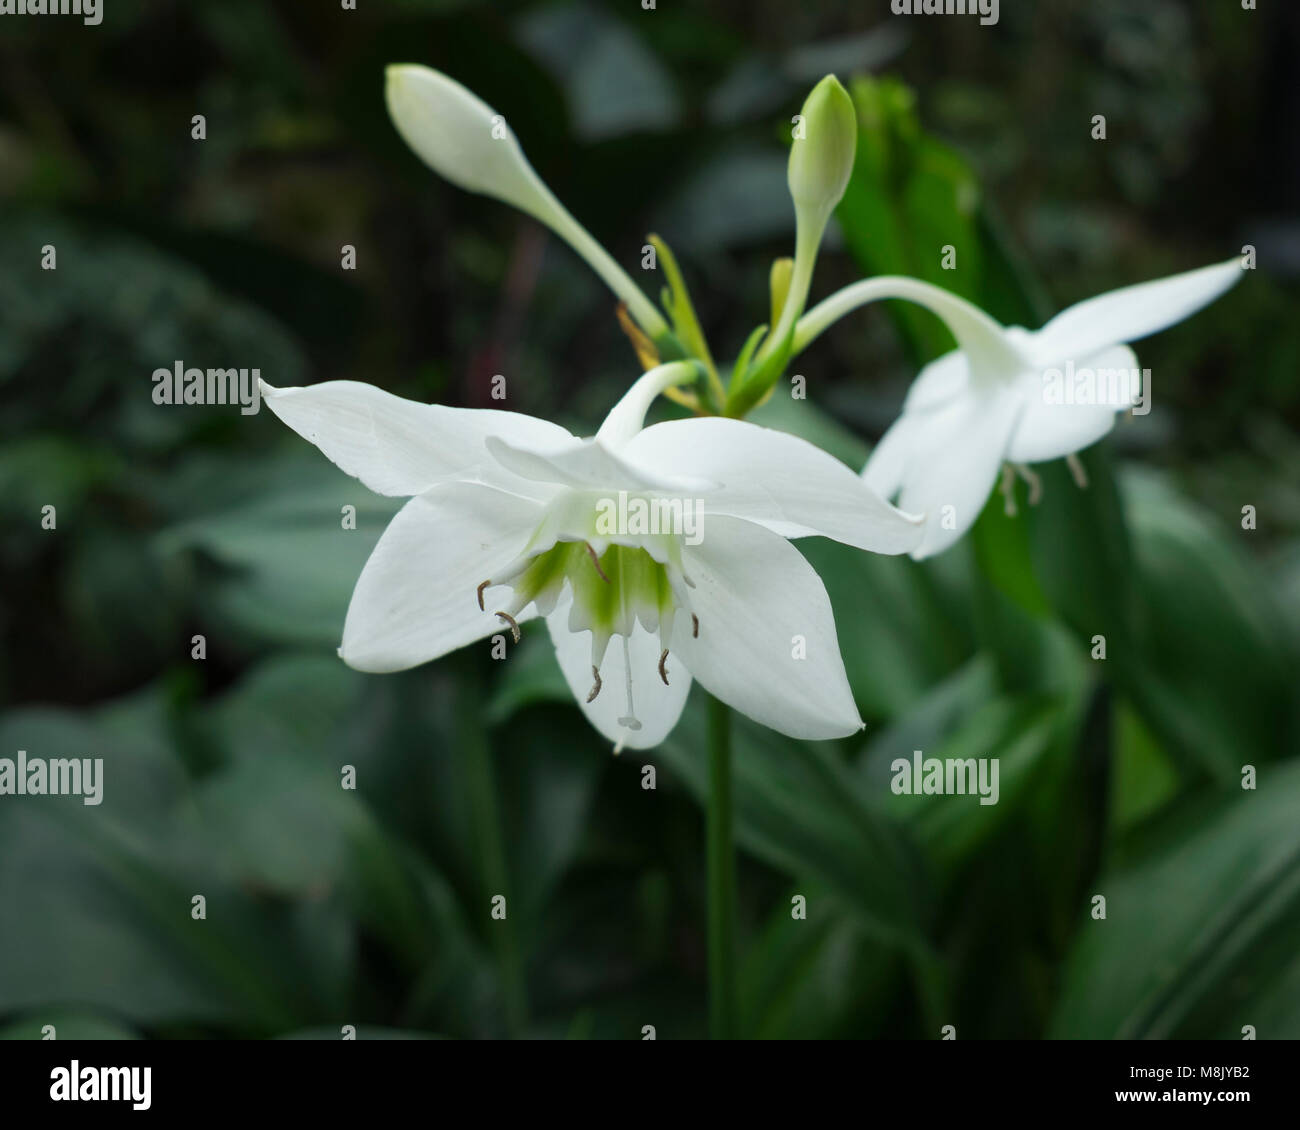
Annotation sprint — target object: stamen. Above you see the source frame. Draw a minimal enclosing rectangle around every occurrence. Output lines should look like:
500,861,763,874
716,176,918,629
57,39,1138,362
658,649,670,686
999,464,1018,517
587,665,602,703
495,611,521,643
1066,453,1089,489
691,614,699,639
616,634,642,731
585,542,610,583
1014,462,1043,505
476,580,491,611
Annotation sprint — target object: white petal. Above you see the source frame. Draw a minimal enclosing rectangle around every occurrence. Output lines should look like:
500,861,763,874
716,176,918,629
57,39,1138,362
1031,257,1244,364
861,411,920,501
485,433,711,495
893,386,1023,559
261,379,571,498
546,596,691,750
341,482,543,672
1005,344,1136,464
901,349,969,412
670,516,861,740
623,417,922,554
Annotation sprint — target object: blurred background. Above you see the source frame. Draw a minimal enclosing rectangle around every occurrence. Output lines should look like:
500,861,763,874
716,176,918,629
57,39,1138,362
1,0,1298,1039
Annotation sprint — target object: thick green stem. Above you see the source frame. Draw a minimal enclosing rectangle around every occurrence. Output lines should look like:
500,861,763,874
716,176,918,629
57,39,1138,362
707,695,738,1040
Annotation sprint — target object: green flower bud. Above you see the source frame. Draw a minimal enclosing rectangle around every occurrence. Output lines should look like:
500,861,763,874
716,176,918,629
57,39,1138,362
787,75,857,215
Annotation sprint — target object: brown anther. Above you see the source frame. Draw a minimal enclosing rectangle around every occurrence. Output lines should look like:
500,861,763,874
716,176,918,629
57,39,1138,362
585,543,610,583
658,649,670,686
1066,453,1089,490
691,614,699,639
476,580,491,611
495,611,521,643
586,665,602,703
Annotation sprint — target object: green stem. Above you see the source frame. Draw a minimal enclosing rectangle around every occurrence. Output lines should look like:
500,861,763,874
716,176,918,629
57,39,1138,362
707,695,738,1039
455,673,528,1035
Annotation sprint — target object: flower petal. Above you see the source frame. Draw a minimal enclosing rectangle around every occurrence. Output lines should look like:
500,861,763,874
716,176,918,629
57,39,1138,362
1005,344,1136,464
484,433,712,495
622,417,923,554
340,482,544,672
261,379,571,498
546,597,691,750
670,516,861,740
892,386,1024,559
861,411,921,501
1030,257,1243,365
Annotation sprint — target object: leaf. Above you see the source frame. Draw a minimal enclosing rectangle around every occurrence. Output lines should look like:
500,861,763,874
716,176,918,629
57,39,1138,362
658,695,931,950
1050,760,1300,1038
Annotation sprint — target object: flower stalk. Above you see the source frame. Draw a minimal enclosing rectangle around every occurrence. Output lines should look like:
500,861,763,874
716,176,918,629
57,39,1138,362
707,694,737,1041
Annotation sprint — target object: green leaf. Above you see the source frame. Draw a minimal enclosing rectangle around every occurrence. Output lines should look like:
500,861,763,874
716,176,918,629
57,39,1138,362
658,696,930,950
1050,760,1300,1038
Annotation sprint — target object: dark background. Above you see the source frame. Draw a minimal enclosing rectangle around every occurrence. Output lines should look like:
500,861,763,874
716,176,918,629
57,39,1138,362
0,0,1297,1039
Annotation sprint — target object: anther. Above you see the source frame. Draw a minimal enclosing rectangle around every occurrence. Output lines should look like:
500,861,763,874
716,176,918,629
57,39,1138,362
495,611,521,643
587,665,602,704
585,542,610,583
691,614,699,639
1066,453,1089,489
658,649,670,686
476,580,491,611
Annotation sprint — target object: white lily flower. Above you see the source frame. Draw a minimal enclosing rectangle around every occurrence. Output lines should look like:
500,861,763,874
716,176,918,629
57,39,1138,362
261,365,923,749
794,257,1245,558
385,63,670,341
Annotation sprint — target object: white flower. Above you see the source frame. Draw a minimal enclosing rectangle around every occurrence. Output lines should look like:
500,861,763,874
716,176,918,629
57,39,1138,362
794,258,1245,558
261,365,923,749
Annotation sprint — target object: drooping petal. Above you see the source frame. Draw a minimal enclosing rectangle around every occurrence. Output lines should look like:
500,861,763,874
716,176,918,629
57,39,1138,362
901,349,969,413
1030,257,1243,365
385,65,669,338
669,516,862,740
892,386,1024,559
547,596,691,750
1005,344,1137,464
340,482,544,672
861,411,921,501
261,379,572,498
622,417,922,554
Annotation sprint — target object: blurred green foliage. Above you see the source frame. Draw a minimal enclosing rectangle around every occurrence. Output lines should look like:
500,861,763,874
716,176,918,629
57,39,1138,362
1,0,1298,1039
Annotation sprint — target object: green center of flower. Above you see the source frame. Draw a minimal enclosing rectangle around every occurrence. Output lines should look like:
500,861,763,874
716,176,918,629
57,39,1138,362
476,532,699,735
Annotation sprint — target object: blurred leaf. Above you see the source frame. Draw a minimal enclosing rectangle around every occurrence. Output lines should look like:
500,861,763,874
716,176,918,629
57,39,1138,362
518,2,680,141
659,696,930,950
157,455,401,648
1050,760,1300,1039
